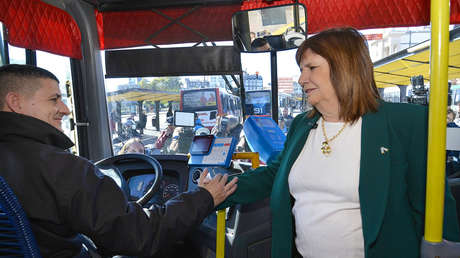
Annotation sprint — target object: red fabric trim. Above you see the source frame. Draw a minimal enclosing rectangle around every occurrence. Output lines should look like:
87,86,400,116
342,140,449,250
96,0,460,50
96,10,105,50
97,5,241,50
243,0,460,33
0,0,82,59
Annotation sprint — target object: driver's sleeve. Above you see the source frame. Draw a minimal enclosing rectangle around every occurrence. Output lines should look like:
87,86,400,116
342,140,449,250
61,162,214,256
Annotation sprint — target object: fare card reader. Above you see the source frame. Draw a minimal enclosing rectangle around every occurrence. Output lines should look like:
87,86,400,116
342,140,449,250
188,135,237,258
244,116,286,164
188,135,236,168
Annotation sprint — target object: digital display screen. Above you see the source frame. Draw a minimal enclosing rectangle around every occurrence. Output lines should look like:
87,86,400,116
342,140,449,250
246,91,271,115
190,135,214,155
174,111,195,127
246,91,271,104
182,90,217,110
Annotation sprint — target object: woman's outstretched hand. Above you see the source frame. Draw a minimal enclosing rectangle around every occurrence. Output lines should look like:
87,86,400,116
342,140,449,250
198,168,238,207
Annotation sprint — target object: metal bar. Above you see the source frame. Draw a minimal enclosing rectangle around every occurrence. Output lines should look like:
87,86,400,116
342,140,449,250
402,58,460,69
270,51,279,123
146,6,201,43
0,23,7,65
230,74,241,89
216,152,260,258
239,71,247,120
216,210,226,258
374,71,413,78
424,0,450,243
25,49,36,66
148,6,209,43
232,152,260,169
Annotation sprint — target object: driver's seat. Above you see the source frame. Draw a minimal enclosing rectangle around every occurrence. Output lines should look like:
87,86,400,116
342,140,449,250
0,175,41,257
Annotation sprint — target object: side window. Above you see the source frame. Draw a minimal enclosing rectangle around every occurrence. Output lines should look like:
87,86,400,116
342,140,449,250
222,94,229,114
0,22,5,66
277,49,303,135
36,51,77,154
7,44,26,64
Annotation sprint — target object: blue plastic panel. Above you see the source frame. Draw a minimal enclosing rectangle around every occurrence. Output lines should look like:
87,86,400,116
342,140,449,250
189,136,236,168
243,116,286,164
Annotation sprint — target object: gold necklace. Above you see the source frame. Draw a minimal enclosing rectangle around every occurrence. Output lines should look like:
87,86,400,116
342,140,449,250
320,118,347,155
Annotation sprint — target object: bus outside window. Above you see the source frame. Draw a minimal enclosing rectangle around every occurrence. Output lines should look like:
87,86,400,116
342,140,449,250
180,88,242,129
36,51,76,151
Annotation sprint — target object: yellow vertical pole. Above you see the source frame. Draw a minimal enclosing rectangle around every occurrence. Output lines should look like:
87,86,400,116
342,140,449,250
216,152,260,258
424,0,450,242
216,210,226,258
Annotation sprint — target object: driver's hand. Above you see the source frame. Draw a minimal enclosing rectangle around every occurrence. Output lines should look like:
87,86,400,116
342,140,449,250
198,168,238,207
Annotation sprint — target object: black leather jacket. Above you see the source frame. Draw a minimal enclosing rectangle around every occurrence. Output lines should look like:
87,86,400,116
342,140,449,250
0,111,214,257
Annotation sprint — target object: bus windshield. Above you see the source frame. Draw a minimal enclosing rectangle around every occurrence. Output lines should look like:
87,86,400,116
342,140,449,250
104,74,243,156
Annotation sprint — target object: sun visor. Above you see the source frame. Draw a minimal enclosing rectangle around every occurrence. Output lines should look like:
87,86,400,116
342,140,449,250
105,46,242,78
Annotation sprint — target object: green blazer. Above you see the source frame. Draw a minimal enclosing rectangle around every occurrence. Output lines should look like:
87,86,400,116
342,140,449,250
219,102,460,258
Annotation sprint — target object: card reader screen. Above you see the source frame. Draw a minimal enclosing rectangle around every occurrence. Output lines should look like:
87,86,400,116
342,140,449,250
190,135,213,155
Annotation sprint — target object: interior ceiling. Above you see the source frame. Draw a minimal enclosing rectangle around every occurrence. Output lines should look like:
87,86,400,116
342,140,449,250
2,0,460,59
374,38,460,88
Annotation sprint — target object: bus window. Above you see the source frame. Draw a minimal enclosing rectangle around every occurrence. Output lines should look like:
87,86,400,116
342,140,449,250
7,44,26,64
180,88,241,128
36,51,76,152
0,22,5,66
277,49,304,134
382,86,401,103
180,87,243,151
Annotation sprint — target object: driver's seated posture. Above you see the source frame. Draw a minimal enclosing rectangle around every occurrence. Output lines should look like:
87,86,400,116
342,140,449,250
0,64,238,257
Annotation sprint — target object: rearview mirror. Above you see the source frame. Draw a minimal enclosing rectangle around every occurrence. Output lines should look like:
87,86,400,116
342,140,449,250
232,3,307,52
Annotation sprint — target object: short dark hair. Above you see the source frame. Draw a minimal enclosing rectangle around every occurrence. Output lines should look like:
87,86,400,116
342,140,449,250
251,38,269,50
296,27,380,123
0,64,59,109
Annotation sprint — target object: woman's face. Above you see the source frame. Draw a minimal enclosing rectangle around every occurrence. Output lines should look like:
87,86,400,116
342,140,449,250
447,112,455,123
126,142,144,154
298,49,339,113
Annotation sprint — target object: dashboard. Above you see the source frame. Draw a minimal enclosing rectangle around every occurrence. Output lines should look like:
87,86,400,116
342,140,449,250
97,154,190,207
127,173,180,205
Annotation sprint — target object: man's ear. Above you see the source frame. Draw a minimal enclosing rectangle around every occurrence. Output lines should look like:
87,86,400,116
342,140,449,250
4,92,22,112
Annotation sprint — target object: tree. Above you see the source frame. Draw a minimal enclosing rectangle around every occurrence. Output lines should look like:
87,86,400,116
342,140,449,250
152,77,182,92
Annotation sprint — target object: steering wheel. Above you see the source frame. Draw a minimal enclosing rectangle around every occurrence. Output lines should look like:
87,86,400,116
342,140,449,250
284,25,305,35
95,153,163,206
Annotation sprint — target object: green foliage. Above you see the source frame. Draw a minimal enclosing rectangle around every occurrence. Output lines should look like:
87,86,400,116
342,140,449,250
138,77,182,92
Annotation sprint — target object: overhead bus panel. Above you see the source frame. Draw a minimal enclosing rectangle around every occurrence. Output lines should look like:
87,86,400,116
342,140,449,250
105,46,242,78
91,0,242,11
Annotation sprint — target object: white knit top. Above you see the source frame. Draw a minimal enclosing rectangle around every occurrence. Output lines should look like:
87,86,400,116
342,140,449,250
288,117,364,258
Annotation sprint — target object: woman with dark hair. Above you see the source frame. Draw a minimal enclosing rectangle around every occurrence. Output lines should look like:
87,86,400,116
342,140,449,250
217,27,460,258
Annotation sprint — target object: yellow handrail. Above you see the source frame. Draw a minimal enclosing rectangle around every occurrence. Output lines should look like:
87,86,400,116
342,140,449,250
424,0,450,242
216,152,260,258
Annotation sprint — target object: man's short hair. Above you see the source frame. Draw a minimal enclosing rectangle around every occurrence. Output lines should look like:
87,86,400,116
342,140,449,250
251,38,269,50
0,64,59,109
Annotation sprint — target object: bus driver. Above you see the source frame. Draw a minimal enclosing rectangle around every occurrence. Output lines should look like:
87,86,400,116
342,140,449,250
0,64,238,257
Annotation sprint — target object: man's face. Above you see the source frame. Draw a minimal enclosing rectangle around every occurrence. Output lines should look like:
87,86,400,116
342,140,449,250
18,78,70,131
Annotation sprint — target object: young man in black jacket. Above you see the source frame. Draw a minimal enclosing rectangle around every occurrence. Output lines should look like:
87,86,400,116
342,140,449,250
0,64,238,257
